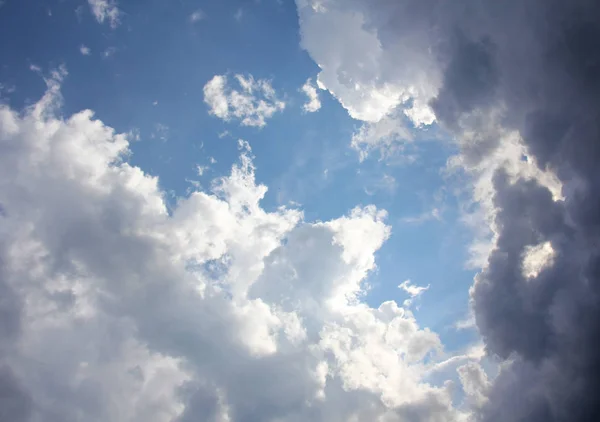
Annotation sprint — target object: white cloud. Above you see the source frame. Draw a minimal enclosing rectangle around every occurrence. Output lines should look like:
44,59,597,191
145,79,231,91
103,46,117,58
521,241,555,279
295,0,439,124
295,0,438,159
189,9,205,23
399,280,430,308
88,0,120,28
203,74,285,128
399,280,430,298
151,123,169,141
79,45,91,56
301,78,321,112
0,73,479,421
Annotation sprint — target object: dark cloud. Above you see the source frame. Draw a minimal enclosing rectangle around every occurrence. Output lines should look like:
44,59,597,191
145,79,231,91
0,366,32,422
426,0,600,420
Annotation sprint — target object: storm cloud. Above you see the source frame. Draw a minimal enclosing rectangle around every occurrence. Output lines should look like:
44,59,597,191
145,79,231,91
297,0,600,420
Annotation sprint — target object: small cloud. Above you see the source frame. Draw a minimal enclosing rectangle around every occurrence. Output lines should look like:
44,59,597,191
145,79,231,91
151,123,169,142
196,165,209,176
301,78,321,113
127,128,141,142
209,157,217,164
80,45,91,56
399,279,430,297
102,46,117,59
203,74,286,128
234,8,243,21
454,314,476,331
87,0,120,28
364,174,397,196
401,208,442,225
398,279,429,308
218,130,231,139
189,9,205,23
152,100,158,106
521,241,555,279
0,83,16,95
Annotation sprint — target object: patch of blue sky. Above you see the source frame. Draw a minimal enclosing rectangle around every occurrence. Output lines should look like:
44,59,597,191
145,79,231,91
0,0,478,351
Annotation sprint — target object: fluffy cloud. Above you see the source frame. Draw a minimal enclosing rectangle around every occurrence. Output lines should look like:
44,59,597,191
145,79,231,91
301,78,321,113
295,0,600,420
87,0,120,28
80,45,91,56
203,74,285,128
0,74,480,421
295,0,437,155
296,0,438,124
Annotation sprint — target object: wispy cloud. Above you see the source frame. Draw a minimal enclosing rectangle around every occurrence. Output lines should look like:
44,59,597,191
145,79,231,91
300,78,321,113
87,0,120,28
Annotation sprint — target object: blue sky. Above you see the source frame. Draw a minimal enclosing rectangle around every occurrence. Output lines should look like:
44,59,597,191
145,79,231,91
0,0,477,348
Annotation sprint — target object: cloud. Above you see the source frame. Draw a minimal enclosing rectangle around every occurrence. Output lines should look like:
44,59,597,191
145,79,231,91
102,46,117,58
399,280,430,298
351,112,414,161
189,9,204,23
295,0,438,126
234,8,243,21
401,208,442,225
398,280,430,308
300,78,321,113
203,74,286,128
87,0,120,28
79,45,91,56
151,123,169,141
457,362,490,408
0,73,479,421
295,0,600,420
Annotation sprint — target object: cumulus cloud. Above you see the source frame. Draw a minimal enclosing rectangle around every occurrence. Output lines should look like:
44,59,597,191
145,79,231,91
79,45,91,56
189,9,204,23
300,78,321,113
0,74,480,421
295,0,437,155
295,0,600,420
203,74,285,128
87,0,120,28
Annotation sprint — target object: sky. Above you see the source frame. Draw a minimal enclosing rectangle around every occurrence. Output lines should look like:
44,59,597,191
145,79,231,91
0,0,599,421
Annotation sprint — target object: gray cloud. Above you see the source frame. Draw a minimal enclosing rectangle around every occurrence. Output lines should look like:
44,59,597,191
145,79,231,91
430,1,600,421
297,0,600,420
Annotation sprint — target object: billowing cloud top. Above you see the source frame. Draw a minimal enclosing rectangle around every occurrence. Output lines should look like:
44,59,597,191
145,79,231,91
0,73,481,421
296,0,600,420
